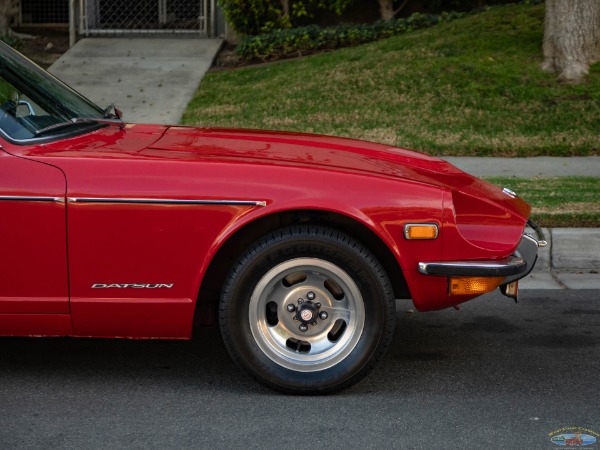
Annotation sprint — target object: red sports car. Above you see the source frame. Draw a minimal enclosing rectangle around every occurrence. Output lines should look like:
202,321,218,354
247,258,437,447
0,42,545,393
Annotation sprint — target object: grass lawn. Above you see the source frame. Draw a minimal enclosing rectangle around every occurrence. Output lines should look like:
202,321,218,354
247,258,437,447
485,177,600,227
182,3,599,157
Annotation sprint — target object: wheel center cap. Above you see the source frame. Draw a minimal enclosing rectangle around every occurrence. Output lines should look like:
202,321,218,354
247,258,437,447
296,301,318,324
300,309,313,321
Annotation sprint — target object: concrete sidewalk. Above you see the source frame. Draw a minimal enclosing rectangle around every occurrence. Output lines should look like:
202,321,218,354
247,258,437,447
49,38,222,124
442,156,600,177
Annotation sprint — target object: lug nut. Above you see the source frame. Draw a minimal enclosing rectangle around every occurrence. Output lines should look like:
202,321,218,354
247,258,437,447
299,324,308,332
297,298,304,304
307,291,316,300
287,304,296,312
315,302,322,309
319,311,328,320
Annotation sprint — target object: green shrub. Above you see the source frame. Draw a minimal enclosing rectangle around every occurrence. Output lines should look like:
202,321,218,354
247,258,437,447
218,0,353,35
236,11,466,61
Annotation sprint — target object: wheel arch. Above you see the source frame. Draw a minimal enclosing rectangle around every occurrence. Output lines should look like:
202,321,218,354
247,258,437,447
193,209,410,327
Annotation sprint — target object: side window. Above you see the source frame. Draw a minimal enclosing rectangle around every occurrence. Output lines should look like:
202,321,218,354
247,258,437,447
0,76,54,140
0,42,106,142
0,77,16,103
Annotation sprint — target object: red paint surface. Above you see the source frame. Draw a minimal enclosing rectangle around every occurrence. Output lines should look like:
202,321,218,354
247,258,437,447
0,150,69,314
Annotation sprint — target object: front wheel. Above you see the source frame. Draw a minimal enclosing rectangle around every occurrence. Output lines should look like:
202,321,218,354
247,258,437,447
219,225,395,394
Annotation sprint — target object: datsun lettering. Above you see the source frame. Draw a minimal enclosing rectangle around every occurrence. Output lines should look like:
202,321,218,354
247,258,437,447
91,284,174,289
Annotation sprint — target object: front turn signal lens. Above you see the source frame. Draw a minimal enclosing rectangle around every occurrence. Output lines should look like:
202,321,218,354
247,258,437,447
404,223,439,240
449,276,504,296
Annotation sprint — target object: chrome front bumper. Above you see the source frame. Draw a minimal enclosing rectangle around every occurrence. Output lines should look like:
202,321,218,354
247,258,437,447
418,221,547,299
504,223,547,283
418,256,528,277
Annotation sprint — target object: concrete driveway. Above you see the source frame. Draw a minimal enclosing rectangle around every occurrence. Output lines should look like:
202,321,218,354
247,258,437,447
49,38,222,124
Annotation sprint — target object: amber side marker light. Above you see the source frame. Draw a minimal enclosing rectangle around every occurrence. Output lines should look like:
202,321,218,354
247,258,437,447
404,223,438,240
449,276,505,296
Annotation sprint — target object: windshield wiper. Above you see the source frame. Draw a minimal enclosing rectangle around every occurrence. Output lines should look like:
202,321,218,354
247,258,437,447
34,117,125,137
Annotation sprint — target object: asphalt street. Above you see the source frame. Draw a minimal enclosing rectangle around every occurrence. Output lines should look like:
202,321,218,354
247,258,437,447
1,289,598,450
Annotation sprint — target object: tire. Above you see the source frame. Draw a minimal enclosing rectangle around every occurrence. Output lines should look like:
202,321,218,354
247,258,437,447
219,225,395,394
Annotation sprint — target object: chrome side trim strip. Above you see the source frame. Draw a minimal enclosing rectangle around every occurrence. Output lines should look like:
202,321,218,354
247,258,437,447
0,195,63,203
67,197,267,207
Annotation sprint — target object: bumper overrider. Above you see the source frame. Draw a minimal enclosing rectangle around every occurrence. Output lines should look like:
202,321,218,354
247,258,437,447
418,221,547,302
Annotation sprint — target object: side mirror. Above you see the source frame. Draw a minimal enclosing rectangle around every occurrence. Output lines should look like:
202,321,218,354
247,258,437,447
103,104,123,120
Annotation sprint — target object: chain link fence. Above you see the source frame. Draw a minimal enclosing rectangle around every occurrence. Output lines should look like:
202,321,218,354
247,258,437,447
19,0,69,25
82,0,217,36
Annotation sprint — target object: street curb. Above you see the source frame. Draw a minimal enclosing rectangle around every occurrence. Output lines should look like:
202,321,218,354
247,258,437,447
530,228,600,271
521,227,599,290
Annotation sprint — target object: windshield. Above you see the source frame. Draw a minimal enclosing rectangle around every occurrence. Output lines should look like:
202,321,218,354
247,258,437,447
0,41,106,142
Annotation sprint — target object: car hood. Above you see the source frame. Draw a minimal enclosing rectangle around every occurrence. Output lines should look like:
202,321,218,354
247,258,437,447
153,126,453,177
23,124,529,220
150,127,531,220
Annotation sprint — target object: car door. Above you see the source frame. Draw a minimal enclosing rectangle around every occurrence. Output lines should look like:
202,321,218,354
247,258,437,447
0,147,69,313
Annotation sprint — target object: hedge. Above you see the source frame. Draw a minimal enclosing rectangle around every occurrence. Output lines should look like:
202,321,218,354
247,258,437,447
235,11,467,62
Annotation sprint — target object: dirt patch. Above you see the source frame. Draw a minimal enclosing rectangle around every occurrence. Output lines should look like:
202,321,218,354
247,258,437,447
210,43,241,71
12,27,70,69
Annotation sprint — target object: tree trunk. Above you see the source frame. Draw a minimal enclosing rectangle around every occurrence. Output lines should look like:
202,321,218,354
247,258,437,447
281,0,290,18
378,0,409,21
542,0,600,83
378,0,395,21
